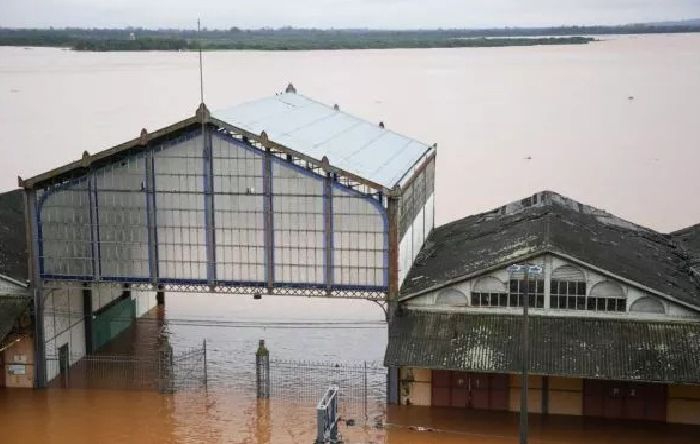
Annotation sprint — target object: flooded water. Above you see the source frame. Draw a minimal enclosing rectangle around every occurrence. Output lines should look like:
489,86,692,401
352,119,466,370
1,33,700,231
2,34,700,442
2,389,700,443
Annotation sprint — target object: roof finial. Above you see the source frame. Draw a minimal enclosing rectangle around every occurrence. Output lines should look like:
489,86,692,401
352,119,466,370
285,82,297,94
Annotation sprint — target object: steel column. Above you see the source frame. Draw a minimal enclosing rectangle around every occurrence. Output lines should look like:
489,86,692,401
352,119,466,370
203,126,216,286
145,150,159,283
87,172,100,279
26,189,46,388
520,268,530,444
323,174,334,294
263,150,275,292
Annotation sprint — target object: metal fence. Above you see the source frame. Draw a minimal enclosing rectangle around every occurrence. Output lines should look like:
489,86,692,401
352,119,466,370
45,342,207,392
45,343,387,426
268,358,387,424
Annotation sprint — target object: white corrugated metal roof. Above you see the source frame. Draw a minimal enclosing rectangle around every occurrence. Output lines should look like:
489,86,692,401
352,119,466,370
213,92,433,188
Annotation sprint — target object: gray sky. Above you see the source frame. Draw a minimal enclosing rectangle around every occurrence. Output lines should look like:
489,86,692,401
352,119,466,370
2,0,700,29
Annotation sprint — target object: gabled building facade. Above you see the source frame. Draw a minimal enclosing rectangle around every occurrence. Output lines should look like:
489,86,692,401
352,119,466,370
385,191,700,425
18,86,436,386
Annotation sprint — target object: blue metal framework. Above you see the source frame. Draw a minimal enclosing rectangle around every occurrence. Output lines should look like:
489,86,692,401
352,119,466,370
31,125,390,298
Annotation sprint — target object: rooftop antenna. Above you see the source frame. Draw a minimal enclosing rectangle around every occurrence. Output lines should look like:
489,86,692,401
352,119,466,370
198,17,204,105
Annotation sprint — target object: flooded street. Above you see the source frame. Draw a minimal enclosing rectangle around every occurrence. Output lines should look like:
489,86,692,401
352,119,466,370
2,389,700,443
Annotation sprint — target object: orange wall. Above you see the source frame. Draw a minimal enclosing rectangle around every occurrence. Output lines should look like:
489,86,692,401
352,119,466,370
667,384,700,425
2,335,34,389
400,367,432,406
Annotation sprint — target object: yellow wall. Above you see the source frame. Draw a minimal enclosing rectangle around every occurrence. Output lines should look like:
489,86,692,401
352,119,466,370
509,375,544,413
2,335,34,389
548,377,583,416
400,367,432,406
667,384,700,425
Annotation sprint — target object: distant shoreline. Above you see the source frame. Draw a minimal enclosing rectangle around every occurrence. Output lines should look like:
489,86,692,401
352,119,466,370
0,25,698,51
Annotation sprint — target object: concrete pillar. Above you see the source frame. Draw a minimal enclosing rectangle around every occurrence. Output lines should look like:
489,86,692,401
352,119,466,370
82,286,93,354
157,284,165,305
255,339,270,399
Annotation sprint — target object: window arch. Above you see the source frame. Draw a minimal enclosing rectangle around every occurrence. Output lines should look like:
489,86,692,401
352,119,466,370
470,277,508,307
630,297,665,314
436,288,467,305
589,281,626,312
550,265,586,310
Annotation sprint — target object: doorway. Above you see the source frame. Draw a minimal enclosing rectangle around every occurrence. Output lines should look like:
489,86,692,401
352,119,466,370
432,370,509,410
583,380,667,421
58,344,69,388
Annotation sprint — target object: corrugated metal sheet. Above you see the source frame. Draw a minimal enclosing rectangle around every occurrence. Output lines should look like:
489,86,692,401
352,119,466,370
214,93,432,188
384,310,700,384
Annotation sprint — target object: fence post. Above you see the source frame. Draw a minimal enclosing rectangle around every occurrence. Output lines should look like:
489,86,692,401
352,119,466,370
363,361,368,423
256,339,270,399
159,344,174,394
203,338,208,392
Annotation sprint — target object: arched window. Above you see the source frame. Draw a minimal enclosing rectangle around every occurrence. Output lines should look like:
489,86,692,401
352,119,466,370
471,277,508,307
550,265,586,310
630,297,664,314
589,281,626,312
509,270,544,308
435,288,467,306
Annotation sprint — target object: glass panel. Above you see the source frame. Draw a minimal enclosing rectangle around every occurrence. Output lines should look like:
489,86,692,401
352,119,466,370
471,293,480,307
550,280,558,294
616,299,626,312
577,282,586,295
510,279,519,293
587,298,597,310
577,296,586,310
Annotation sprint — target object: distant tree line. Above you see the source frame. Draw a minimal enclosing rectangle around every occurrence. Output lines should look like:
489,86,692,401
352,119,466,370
0,24,698,51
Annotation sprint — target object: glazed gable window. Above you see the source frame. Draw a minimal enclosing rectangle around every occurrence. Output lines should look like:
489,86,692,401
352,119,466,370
550,265,586,309
470,277,508,307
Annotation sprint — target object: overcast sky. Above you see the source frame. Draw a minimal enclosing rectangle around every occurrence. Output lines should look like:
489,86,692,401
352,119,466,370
2,0,700,29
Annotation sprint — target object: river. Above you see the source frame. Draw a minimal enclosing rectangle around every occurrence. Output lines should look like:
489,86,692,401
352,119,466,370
1,33,700,442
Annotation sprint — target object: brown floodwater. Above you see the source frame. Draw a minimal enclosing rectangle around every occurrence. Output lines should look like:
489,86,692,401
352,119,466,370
2,389,700,443
2,33,700,231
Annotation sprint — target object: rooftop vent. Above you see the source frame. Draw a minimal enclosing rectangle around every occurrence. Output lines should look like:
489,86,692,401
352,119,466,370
285,82,297,94
379,121,385,128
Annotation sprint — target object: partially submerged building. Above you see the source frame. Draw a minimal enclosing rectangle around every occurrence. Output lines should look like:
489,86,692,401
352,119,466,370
385,191,700,425
18,86,436,387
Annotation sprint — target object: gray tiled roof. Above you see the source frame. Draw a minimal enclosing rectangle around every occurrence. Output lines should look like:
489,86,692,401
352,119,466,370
384,309,700,384
400,191,700,309
0,189,27,281
0,295,30,345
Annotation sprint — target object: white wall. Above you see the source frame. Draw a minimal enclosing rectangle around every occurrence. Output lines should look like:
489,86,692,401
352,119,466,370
399,191,435,287
132,290,158,318
42,284,86,382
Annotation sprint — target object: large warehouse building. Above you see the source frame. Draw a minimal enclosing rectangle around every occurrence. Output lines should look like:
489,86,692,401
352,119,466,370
385,191,700,425
18,86,436,387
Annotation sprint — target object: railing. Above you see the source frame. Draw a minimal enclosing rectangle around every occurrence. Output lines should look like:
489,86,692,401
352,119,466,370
316,386,340,444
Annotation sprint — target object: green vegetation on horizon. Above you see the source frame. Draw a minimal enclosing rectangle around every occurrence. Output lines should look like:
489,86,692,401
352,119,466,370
0,24,698,51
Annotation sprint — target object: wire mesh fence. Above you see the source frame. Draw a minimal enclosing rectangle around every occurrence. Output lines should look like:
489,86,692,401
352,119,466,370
45,342,207,392
268,358,387,425
44,343,387,426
